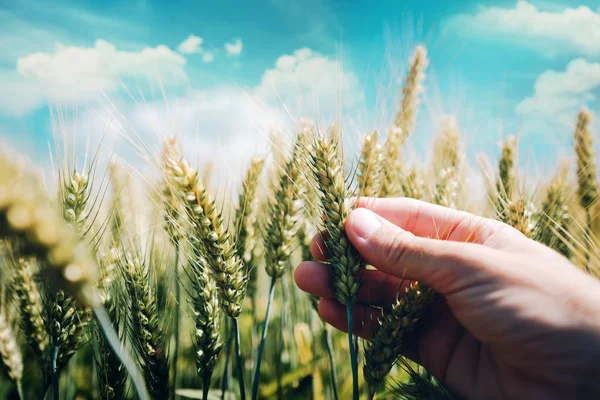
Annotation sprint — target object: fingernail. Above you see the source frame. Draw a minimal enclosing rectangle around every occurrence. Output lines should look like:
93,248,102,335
349,208,381,239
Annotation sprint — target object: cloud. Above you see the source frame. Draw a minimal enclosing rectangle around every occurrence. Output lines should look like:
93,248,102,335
0,39,186,116
177,34,214,63
516,58,600,125
443,1,600,57
75,86,285,191
202,52,215,63
63,46,364,188
178,34,204,54
254,47,363,118
225,39,243,56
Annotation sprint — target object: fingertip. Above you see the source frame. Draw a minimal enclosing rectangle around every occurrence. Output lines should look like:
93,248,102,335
294,261,335,299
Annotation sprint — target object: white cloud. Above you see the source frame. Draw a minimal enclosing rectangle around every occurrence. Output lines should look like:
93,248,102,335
75,86,286,191
443,1,600,57
178,34,204,54
516,58,600,125
254,47,363,118
202,52,215,63
63,47,364,188
225,39,243,56
177,34,215,63
0,39,186,116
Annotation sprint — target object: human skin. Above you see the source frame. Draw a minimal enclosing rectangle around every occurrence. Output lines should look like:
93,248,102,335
294,197,600,400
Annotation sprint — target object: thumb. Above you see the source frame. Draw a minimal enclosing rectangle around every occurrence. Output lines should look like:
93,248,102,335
345,207,492,293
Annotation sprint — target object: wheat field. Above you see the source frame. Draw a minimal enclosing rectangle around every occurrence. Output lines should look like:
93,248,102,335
0,44,597,400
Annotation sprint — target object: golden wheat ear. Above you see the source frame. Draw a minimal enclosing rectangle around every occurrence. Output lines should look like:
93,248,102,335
381,45,429,198
0,147,99,307
0,291,24,398
574,108,599,274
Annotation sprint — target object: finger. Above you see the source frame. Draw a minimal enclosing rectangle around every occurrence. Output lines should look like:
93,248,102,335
345,207,493,291
356,197,502,244
318,298,382,339
295,261,407,307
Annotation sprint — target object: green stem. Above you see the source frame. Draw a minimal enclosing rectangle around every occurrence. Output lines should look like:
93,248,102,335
324,325,339,400
233,317,246,400
250,295,258,369
202,374,211,400
221,334,232,400
347,304,359,400
251,277,277,400
16,380,24,400
51,345,59,400
172,242,180,399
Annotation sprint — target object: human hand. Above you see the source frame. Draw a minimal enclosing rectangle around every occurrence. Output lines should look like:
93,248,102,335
295,197,600,400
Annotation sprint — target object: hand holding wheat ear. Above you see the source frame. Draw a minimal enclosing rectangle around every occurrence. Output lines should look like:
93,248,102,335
295,197,600,400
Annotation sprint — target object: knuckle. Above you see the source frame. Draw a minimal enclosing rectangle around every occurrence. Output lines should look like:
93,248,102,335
382,228,416,267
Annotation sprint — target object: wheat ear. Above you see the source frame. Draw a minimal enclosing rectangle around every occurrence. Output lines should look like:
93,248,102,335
94,248,127,400
574,108,598,273
189,256,224,400
122,252,170,399
381,46,428,197
252,132,308,400
163,146,248,399
358,131,384,198
11,255,49,363
0,301,24,398
310,133,365,400
363,283,437,399
0,149,99,306
496,136,517,217
534,165,573,258
45,289,88,398
160,136,186,398
431,117,462,208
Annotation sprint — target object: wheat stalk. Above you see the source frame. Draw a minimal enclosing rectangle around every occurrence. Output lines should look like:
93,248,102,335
252,132,308,400
163,144,248,399
310,133,365,400
160,136,186,398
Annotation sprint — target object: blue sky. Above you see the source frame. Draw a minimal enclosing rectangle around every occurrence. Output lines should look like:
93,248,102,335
1,0,600,178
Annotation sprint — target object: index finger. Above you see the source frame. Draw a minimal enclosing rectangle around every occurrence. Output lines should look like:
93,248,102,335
355,197,502,244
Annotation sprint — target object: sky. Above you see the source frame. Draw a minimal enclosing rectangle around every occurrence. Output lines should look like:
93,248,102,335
1,0,600,183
